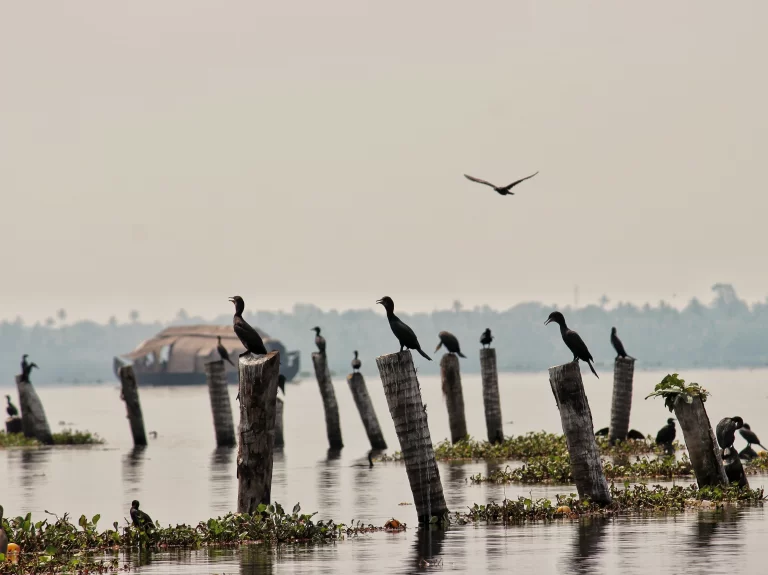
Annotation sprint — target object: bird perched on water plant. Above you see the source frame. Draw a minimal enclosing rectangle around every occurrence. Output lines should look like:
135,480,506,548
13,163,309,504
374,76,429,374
229,296,268,356
312,327,326,356
376,296,432,361
740,423,767,451
130,500,154,531
351,351,361,373
544,311,598,378
610,327,634,359
480,328,493,349
655,418,676,451
435,331,466,358
20,354,39,383
716,416,744,457
5,395,18,417
216,336,235,367
464,172,539,196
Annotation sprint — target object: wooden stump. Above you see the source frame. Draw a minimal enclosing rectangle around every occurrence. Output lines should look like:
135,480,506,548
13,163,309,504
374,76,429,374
5,416,23,434
608,357,635,444
674,397,728,487
439,353,467,444
548,362,612,506
376,351,448,524
118,366,147,447
722,448,749,487
16,375,53,445
311,352,343,449
347,372,387,450
237,351,280,513
204,360,236,447
274,397,285,449
479,348,503,444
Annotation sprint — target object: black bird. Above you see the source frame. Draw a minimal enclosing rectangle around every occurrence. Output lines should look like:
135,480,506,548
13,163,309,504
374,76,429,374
627,429,646,441
716,416,744,456
740,423,767,451
0,504,7,557
351,351,362,373
20,354,39,383
6,395,18,417
376,297,432,361
278,374,286,396
464,172,539,196
740,444,758,461
544,312,598,378
216,336,235,367
130,500,154,530
610,327,634,359
595,427,609,437
435,331,466,358
480,328,493,349
655,418,676,448
312,327,326,355
228,296,268,355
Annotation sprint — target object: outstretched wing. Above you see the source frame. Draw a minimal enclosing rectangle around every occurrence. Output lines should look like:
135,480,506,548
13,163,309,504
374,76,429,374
464,174,497,188
502,171,539,191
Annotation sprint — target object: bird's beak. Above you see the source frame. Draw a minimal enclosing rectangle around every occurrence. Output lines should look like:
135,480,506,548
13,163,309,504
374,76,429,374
228,297,235,303
544,318,552,325
376,299,383,305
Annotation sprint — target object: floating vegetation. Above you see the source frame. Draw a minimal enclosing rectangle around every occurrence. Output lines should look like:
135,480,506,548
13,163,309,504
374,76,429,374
0,430,103,448
744,452,768,474
646,373,710,412
0,432,39,448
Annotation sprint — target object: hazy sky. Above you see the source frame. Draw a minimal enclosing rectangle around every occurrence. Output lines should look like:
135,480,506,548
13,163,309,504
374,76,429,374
2,1,767,323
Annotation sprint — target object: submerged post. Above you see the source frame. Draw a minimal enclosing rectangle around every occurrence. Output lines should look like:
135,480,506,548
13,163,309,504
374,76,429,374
118,366,147,447
376,351,448,524
204,360,236,447
548,362,612,506
274,397,285,449
674,397,728,487
608,357,635,444
346,372,387,450
440,353,467,443
15,375,53,445
479,348,504,444
237,351,280,513
311,353,343,449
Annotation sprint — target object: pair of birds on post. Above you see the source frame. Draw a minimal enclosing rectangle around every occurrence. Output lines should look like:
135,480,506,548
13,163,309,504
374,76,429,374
715,417,766,456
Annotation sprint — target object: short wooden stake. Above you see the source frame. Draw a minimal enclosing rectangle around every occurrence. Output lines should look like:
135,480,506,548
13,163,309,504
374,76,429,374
347,372,387,450
674,397,728,487
311,352,343,449
5,416,23,434
548,362,612,506
376,351,448,524
118,366,147,447
274,397,285,449
439,353,467,444
608,357,635,444
237,351,280,513
15,376,53,445
479,348,503,444
204,360,236,447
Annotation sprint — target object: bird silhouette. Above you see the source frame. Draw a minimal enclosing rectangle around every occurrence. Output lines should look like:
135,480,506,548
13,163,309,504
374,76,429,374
480,328,493,349
376,297,432,361
216,336,235,367
20,354,39,383
716,416,744,457
435,331,466,358
5,395,18,417
655,418,676,450
312,327,326,355
228,296,268,355
351,351,361,372
740,423,767,451
464,172,538,196
130,500,154,531
610,327,634,359
544,311,598,378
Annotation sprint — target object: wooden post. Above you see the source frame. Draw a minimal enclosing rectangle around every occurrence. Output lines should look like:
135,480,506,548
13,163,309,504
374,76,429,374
5,416,23,434
15,375,53,445
237,351,280,513
548,363,612,506
311,353,343,449
674,397,728,487
118,366,147,447
274,397,285,449
376,351,448,524
346,372,387,450
204,360,236,447
608,357,635,444
439,353,467,444
722,448,749,487
479,348,503,444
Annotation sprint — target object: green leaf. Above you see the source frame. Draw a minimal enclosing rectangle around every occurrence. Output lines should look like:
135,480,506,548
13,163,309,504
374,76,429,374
45,546,58,555
92,514,100,525
257,503,267,513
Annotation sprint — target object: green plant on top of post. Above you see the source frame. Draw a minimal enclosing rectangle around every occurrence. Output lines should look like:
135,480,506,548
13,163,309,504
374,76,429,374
645,373,710,412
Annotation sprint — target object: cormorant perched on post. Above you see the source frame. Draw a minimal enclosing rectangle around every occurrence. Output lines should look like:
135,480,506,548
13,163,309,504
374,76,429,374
544,312,599,378
716,416,744,456
351,351,361,373
610,327,634,359
216,336,235,367
376,297,432,361
480,328,493,349
0,505,8,556
464,172,538,196
6,395,18,417
130,500,154,530
312,327,326,356
655,418,676,450
228,296,268,355
740,423,767,451
20,354,39,383
435,331,466,358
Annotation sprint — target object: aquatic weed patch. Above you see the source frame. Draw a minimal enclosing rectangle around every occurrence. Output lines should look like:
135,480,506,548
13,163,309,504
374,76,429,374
0,430,103,448
0,431,39,447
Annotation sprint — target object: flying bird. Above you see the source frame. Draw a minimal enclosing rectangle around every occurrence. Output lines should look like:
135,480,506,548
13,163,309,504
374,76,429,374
740,423,767,451
5,395,18,417
351,351,362,373
716,416,744,457
464,172,538,196
228,296,268,355
480,328,493,349
435,331,466,358
611,327,634,359
216,336,235,367
130,500,154,531
376,296,432,361
655,418,676,450
312,327,326,356
544,311,599,378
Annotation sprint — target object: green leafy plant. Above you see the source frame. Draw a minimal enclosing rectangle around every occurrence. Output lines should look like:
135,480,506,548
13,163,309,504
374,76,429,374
645,373,710,412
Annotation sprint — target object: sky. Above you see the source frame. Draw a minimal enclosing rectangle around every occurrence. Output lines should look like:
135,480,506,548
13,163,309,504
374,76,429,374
1,1,767,324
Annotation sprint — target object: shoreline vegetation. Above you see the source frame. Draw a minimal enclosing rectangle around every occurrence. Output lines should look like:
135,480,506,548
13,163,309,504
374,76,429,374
0,430,103,448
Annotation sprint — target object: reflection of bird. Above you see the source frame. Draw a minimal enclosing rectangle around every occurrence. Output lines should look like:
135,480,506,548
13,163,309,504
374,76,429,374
229,296,268,355
610,327,634,359
655,418,676,449
130,500,154,530
376,297,432,361
351,351,361,373
740,423,767,451
312,327,326,355
5,395,18,417
216,336,235,367
544,312,598,378
0,504,7,556
20,354,39,383
716,416,744,456
435,331,466,358
480,328,493,349
464,172,538,196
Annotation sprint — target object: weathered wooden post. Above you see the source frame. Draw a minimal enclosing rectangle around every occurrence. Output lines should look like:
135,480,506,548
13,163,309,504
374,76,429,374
311,353,343,449
479,348,503,444
346,372,387,450
674,397,728,487
118,366,147,447
15,375,53,445
237,351,280,513
204,360,236,447
274,397,285,449
439,353,467,444
608,357,635,444
5,415,23,434
548,362,612,505
376,351,448,524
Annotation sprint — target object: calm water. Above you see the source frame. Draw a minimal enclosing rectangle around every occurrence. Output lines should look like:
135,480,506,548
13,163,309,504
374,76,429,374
2,367,768,573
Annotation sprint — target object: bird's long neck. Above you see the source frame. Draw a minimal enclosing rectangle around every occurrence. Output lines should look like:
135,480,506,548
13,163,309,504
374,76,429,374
558,322,568,336
234,302,244,317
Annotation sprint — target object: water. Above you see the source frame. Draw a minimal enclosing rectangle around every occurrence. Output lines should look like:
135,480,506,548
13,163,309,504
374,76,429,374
2,367,768,573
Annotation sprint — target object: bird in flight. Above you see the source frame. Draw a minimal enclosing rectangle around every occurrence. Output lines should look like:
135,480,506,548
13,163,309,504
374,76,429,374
464,172,538,196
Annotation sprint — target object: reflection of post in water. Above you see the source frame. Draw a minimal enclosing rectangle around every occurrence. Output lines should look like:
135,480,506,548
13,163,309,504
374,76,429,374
316,449,342,510
239,544,274,575
567,517,607,575
688,506,742,554
210,447,235,516
123,549,153,569
122,446,147,497
412,526,447,569
18,448,51,509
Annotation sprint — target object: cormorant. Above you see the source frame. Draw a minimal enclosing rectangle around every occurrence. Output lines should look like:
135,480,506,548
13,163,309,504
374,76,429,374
312,327,326,356
228,296,268,355
480,328,493,349
435,331,466,358
0,505,7,556
464,172,539,196
740,444,758,461
130,500,154,530
278,374,286,396
740,423,767,451
610,327,634,359
627,429,646,441
216,336,235,367
6,395,18,417
376,297,432,361
655,418,676,449
716,416,744,456
20,354,39,383
351,351,361,373
595,427,609,437
544,312,598,378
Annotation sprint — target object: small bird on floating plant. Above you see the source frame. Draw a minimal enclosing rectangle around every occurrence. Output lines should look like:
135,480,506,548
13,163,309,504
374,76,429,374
6,395,18,417
435,331,466,358
20,354,39,383
480,328,493,349
216,336,235,367
312,327,326,355
351,351,361,373
376,297,432,361
716,416,744,457
655,418,676,451
130,500,154,531
611,327,634,359
544,311,598,378
228,296,268,355
464,172,538,196
740,423,767,451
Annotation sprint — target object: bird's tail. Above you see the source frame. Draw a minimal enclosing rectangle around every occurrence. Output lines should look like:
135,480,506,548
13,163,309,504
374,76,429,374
416,348,433,361
226,358,235,367
588,360,599,379
458,351,467,358
759,444,768,452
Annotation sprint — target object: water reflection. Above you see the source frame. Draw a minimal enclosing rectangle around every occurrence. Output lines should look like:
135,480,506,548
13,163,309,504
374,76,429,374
317,450,342,510
240,545,274,574
687,506,743,568
18,448,51,510
209,447,235,515
124,548,154,569
122,446,147,500
566,517,608,575
410,526,447,571
353,452,377,512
